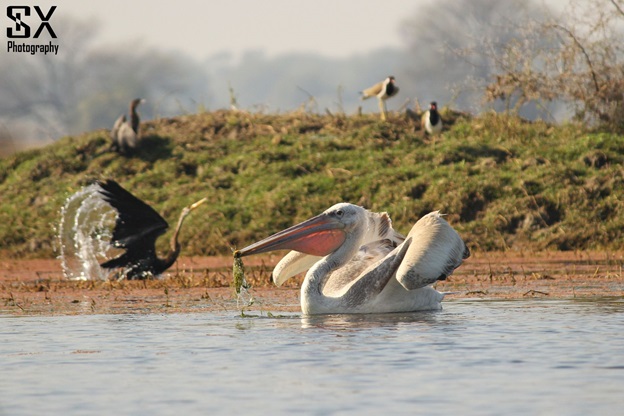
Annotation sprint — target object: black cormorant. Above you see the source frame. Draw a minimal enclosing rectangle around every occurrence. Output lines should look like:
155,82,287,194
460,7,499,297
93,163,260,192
97,179,207,279
111,98,145,155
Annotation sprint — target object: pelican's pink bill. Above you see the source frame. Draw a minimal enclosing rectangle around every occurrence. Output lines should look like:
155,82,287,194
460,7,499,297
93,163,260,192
238,213,346,257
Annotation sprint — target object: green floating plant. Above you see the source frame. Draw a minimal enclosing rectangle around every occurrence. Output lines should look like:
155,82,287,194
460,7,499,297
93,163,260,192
232,250,248,294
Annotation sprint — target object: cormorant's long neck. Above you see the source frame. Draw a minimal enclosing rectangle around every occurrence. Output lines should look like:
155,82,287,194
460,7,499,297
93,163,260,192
156,209,189,273
130,102,140,133
157,245,180,273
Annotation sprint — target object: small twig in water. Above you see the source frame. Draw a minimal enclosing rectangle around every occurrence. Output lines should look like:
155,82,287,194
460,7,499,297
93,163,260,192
466,290,488,296
523,289,549,297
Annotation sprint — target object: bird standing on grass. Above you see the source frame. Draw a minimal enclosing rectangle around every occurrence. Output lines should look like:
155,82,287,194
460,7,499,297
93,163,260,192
110,98,145,155
421,101,443,135
361,76,399,121
96,179,207,280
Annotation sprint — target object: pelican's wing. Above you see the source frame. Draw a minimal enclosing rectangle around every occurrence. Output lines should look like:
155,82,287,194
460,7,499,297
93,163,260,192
369,211,405,244
330,211,405,292
395,211,470,290
97,180,169,249
336,238,413,307
361,81,383,100
323,238,399,295
272,245,387,291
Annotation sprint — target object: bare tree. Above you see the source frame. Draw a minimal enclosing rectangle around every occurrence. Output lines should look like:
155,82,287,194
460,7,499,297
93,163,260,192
398,0,550,114
483,0,624,130
0,17,97,143
0,17,210,150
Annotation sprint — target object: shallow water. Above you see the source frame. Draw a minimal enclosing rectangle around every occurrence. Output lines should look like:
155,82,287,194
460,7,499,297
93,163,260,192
2,299,623,415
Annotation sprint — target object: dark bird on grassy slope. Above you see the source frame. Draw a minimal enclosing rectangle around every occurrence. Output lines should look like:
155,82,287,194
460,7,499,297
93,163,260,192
421,101,443,135
110,98,145,155
361,76,399,121
96,179,207,280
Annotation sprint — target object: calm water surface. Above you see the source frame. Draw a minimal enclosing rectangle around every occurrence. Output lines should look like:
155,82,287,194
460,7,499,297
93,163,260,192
2,299,623,415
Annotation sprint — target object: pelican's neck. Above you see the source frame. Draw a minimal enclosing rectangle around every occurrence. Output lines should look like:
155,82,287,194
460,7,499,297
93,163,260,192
301,219,367,314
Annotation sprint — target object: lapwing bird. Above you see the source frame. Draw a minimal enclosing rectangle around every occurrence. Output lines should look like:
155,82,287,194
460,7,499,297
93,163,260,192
421,101,442,135
361,76,399,121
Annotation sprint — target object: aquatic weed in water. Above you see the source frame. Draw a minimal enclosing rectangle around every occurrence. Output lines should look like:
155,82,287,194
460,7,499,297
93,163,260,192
233,251,253,308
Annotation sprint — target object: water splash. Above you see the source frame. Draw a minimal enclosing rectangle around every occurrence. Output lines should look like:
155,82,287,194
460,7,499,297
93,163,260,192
58,184,118,280
237,285,254,310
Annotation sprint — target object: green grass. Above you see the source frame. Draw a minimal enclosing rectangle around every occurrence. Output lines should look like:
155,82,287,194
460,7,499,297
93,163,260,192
1,109,623,259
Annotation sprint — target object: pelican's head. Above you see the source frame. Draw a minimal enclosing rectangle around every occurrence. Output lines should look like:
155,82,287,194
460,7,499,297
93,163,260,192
265,204,391,286
237,203,368,260
321,203,368,232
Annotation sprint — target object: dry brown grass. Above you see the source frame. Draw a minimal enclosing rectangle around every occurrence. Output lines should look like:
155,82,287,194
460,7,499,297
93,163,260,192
2,251,623,316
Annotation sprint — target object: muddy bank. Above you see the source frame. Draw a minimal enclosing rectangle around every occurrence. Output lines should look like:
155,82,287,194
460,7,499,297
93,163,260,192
1,251,623,316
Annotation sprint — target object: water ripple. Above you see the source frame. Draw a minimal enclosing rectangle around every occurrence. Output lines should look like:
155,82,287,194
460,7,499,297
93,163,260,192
1,299,623,415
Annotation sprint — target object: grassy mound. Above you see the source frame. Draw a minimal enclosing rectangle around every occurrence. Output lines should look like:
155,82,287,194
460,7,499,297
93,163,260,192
1,109,623,259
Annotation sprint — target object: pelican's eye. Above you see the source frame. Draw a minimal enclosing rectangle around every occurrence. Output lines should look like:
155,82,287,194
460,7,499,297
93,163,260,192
335,209,344,218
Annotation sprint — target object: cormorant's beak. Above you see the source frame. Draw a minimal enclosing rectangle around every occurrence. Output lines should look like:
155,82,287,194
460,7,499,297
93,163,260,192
188,197,207,211
236,213,346,258
180,198,207,217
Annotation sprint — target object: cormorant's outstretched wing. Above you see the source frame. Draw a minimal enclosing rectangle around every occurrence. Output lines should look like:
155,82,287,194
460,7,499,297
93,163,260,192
111,114,125,142
96,179,169,251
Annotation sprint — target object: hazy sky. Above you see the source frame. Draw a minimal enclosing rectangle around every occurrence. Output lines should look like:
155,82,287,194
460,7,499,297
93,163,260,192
38,0,423,59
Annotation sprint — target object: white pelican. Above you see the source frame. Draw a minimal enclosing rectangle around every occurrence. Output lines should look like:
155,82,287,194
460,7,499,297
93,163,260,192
421,101,442,135
237,203,469,315
111,98,145,155
361,76,399,121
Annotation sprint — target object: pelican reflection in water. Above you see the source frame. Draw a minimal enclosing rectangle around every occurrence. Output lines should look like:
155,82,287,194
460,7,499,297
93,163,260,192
237,203,469,315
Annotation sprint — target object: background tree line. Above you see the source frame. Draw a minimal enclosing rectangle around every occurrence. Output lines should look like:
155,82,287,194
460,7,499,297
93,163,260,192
1,0,622,155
